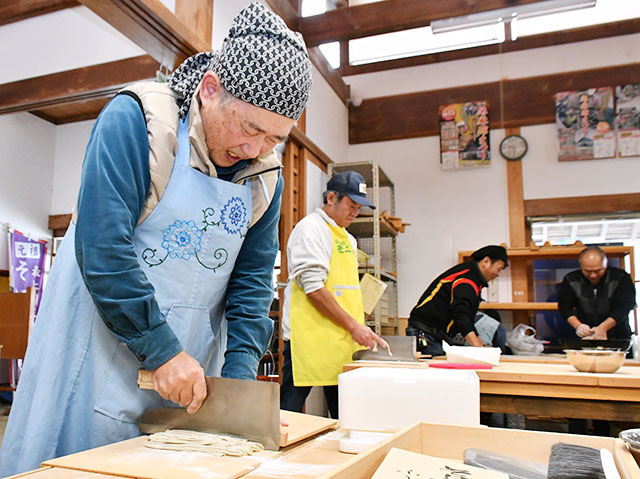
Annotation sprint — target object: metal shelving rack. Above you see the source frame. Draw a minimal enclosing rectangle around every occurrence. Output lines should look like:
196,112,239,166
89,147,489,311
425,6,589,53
328,161,398,335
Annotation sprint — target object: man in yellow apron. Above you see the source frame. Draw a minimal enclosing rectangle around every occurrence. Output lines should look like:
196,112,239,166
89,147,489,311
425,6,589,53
280,171,387,418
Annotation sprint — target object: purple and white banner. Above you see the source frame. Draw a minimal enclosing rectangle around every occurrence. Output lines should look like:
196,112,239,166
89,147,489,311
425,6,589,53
9,228,48,315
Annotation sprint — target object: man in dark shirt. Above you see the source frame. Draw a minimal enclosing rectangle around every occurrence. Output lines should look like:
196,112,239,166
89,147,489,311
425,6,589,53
558,246,636,340
407,245,509,356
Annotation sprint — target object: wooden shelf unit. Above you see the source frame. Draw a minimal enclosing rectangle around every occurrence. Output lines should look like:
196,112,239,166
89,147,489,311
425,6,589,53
459,243,635,327
480,302,558,311
328,161,399,335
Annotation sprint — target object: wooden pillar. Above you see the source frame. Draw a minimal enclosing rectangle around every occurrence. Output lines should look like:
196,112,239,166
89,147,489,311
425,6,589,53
505,127,530,325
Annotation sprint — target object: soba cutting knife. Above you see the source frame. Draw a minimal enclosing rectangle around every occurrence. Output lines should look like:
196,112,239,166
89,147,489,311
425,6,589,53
137,370,280,450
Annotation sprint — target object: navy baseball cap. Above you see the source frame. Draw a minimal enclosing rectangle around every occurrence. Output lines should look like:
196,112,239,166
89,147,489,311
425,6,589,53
326,170,376,209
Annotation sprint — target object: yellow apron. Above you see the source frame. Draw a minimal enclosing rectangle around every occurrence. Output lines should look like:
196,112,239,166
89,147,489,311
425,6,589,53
290,222,365,386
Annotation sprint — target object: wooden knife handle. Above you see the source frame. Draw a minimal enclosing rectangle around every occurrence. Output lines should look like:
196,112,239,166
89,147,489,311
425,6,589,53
137,369,154,390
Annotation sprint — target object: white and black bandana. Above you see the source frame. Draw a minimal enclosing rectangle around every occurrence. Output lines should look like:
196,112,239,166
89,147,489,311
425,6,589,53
167,2,312,120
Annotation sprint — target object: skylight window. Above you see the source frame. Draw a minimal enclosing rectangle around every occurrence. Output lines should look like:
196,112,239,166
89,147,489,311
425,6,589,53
302,0,640,68
516,0,640,37
319,41,341,69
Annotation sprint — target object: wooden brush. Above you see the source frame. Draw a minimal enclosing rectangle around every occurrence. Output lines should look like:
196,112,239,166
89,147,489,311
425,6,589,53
548,442,606,479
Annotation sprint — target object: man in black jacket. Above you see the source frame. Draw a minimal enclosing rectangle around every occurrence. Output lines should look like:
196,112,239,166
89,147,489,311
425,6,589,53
407,245,509,356
558,246,636,340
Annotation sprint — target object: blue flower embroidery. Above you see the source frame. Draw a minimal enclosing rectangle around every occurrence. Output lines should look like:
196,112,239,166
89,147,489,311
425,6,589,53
221,197,247,235
161,220,203,260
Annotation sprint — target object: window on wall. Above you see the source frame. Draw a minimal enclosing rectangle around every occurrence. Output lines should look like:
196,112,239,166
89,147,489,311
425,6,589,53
529,215,640,345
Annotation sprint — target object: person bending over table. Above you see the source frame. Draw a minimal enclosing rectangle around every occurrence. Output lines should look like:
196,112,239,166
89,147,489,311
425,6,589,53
406,245,509,357
558,245,636,341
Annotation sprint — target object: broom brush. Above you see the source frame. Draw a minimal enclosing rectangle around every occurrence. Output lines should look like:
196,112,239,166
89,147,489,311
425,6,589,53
548,442,606,479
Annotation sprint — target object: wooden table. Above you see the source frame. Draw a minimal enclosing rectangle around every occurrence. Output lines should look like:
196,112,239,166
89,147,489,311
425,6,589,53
343,359,640,422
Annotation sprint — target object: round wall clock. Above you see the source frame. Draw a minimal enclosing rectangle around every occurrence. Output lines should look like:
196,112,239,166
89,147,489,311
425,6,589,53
499,134,528,161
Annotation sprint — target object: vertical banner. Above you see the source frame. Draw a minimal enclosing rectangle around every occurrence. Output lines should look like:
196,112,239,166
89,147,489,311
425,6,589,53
9,228,48,315
439,100,490,170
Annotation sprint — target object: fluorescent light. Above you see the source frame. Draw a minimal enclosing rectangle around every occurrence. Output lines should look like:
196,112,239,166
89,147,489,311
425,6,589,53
349,23,505,66
431,0,596,34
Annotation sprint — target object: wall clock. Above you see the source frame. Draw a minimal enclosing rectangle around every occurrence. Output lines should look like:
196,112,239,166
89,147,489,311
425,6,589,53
499,134,528,161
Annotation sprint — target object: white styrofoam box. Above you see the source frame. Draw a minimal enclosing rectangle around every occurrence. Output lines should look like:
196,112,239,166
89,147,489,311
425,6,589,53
443,343,501,366
338,367,480,433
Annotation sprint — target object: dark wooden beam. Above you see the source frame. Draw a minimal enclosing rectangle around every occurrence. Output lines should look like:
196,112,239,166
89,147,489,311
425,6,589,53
175,0,212,45
48,214,72,237
308,46,349,105
524,193,640,217
289,126,332,170
266,0,349,106
341,18,640,76
77,0,210,69
30,98,112,125
265,0,299,30
0,55,159,115
300,0,545,47
0,0,78,26
349,62,640,144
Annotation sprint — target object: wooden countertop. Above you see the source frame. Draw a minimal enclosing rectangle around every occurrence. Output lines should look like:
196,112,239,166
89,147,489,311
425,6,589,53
343,359,640,401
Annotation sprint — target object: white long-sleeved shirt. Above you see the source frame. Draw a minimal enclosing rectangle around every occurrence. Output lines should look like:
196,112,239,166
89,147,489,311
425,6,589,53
281,208,357,340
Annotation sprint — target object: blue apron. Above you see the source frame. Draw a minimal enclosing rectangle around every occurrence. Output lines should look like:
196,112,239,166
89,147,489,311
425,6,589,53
0,115,253,476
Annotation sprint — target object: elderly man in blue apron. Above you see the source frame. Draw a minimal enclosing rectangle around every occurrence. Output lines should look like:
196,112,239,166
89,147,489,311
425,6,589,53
0,3,312,476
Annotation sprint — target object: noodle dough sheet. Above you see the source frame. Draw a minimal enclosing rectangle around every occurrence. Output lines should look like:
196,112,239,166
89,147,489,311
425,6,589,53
42,436,265,479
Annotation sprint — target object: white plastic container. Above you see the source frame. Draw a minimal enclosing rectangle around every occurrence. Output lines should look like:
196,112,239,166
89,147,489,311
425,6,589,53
338,367,480,433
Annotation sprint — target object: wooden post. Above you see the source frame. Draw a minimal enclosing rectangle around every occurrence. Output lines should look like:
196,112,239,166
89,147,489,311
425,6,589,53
505,127,530,326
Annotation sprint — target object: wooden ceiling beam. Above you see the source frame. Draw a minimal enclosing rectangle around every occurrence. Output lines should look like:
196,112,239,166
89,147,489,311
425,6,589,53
0,0,78,26
341,18,640,76
77,0,210,69
349,62,640,144
175,0,212,45
308,46,349,105
299,0,545,47
0,55,159,115
266,0,349,106
265,0,300,30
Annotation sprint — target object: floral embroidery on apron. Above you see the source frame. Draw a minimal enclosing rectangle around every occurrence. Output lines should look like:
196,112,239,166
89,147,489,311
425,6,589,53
140,195,250,271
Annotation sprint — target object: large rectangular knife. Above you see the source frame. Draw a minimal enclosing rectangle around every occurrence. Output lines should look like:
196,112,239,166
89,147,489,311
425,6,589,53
137,370,280,450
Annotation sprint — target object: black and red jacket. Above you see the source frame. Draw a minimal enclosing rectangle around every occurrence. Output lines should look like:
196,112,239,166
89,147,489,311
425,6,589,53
408,260,487,342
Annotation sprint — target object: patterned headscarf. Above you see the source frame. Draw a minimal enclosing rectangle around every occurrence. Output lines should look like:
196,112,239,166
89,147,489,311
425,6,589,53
168,2,312,120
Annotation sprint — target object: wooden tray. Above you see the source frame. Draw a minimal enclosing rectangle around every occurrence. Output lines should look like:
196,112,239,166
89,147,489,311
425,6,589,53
42,436,261,479
280,410,338,447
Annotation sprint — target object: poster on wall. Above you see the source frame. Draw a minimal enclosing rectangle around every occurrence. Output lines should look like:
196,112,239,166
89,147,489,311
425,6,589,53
615,83,640,157
439,100,490,170
9,227,48,315
554,87,615,161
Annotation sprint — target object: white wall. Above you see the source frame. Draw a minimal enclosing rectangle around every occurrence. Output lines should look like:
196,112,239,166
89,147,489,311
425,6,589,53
347,133,510,317
0,113,56,270
343,34,640,317
305,66,350,163
521,123,640,199
51,121,95,214
2,1,638,320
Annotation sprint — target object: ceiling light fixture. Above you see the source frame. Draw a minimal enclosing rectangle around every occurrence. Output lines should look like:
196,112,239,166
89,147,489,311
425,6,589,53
431,0,597,34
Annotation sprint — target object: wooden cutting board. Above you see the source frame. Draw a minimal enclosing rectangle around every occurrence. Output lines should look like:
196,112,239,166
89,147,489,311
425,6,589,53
42,436,261,479
7,466,125,478
279,410,338,447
